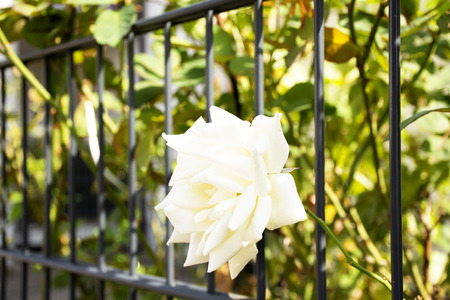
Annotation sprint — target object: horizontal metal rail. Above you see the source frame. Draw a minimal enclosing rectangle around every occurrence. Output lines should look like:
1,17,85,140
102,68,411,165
0,249,249,300
0,0,255,68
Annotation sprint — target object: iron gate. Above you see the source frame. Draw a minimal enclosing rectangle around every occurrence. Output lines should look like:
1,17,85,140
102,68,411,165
0,0,403,299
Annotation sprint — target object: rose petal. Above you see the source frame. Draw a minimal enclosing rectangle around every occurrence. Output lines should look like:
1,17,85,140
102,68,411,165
228,185,257,231
208,189,235,205
207,220,248,273
251,113,289,174
164,205,209,234
190,166,250,193
228,244,258,279
210,197,238,221
251,149,269,197
169,154,209,186
210,106,248,126
167,228,190,244
243,195,272,244
202,144,252,180
266,173,307,230
163,117,206,150
203,211,232,255
184,233,209,267
165,182,210,209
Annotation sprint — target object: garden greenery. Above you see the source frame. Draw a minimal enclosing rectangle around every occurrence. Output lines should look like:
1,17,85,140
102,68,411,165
0,0,449,299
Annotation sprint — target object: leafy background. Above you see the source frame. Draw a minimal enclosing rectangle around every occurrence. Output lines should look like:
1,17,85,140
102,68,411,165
0,0,449,299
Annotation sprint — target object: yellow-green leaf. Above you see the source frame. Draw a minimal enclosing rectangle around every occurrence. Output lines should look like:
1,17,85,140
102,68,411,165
324,27,359,63
383,107,450,142
94,5,137,48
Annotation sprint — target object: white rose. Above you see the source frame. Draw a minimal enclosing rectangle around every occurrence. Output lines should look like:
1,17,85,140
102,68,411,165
155,106,306,279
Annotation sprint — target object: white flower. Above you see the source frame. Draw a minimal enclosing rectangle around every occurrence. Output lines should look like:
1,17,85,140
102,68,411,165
155,106,306,279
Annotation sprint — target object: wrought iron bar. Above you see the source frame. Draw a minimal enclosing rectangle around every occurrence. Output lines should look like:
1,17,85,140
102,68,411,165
96,44,106,299
0,1,257,70
21,75,29,300
314,0,326,299
389,0,403,299
253,1,266,299
164,22,175,298
44,56,52,300
0,68,6,300
134,0,255,34
68,50,77,300
127,32,138,300
205,9,216,294
205,9,214,123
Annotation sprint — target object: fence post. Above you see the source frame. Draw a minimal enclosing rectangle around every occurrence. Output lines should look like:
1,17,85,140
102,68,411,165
389,0,403,298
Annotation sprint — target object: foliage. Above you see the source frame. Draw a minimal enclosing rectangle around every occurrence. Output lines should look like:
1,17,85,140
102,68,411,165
0,0,449,299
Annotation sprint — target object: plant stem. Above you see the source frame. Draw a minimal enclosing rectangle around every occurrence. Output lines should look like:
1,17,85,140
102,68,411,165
0,27,93,169
351,0,389,206
348,0,357,44
407,30,438,88
306,209,394,293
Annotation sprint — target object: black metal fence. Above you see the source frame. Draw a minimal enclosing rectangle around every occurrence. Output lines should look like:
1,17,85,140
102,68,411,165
0,0,403,299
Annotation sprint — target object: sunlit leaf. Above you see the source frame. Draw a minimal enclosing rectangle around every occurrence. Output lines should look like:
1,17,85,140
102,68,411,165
229,56,254,77
324,27,359,63
67,0,118,4
173,58,205,87
12,2,49,17
93,5,137,48
135,130,153,170
279,82,314,112
112,120,128,156
384,107,450,142
214,27,235,62
135,81,163,108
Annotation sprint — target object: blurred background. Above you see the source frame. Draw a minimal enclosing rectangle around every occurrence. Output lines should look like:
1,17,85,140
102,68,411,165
0,0,449,299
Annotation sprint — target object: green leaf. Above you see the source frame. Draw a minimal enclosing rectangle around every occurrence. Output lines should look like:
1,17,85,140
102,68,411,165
93,5,137,48
173,59,205,87
22,10,69,48
135,130,153,170
67,0,118,4
12,2,50,17
280,82,314,112
213,27,235,62
135,81,163,108
0,13,26,42
324,27,359,63
383,107,450,142
83,56,120,89
229,56,254,77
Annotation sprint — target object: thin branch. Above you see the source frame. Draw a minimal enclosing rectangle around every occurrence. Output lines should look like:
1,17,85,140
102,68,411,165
306,209,395,294
348,0,357,44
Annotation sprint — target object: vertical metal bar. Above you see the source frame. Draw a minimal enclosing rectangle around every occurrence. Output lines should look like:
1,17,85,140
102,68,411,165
127,33,138,300
205,9,214,123
0,68,7,300
96,44,106,300
44,57,52,300
389,0,403,299
254,1,265,299
314,0,326,298
21,75,29,300
164,22,175,298
67,50,77,300
205,9,215,294
254,0,264,117
20,77,29,300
